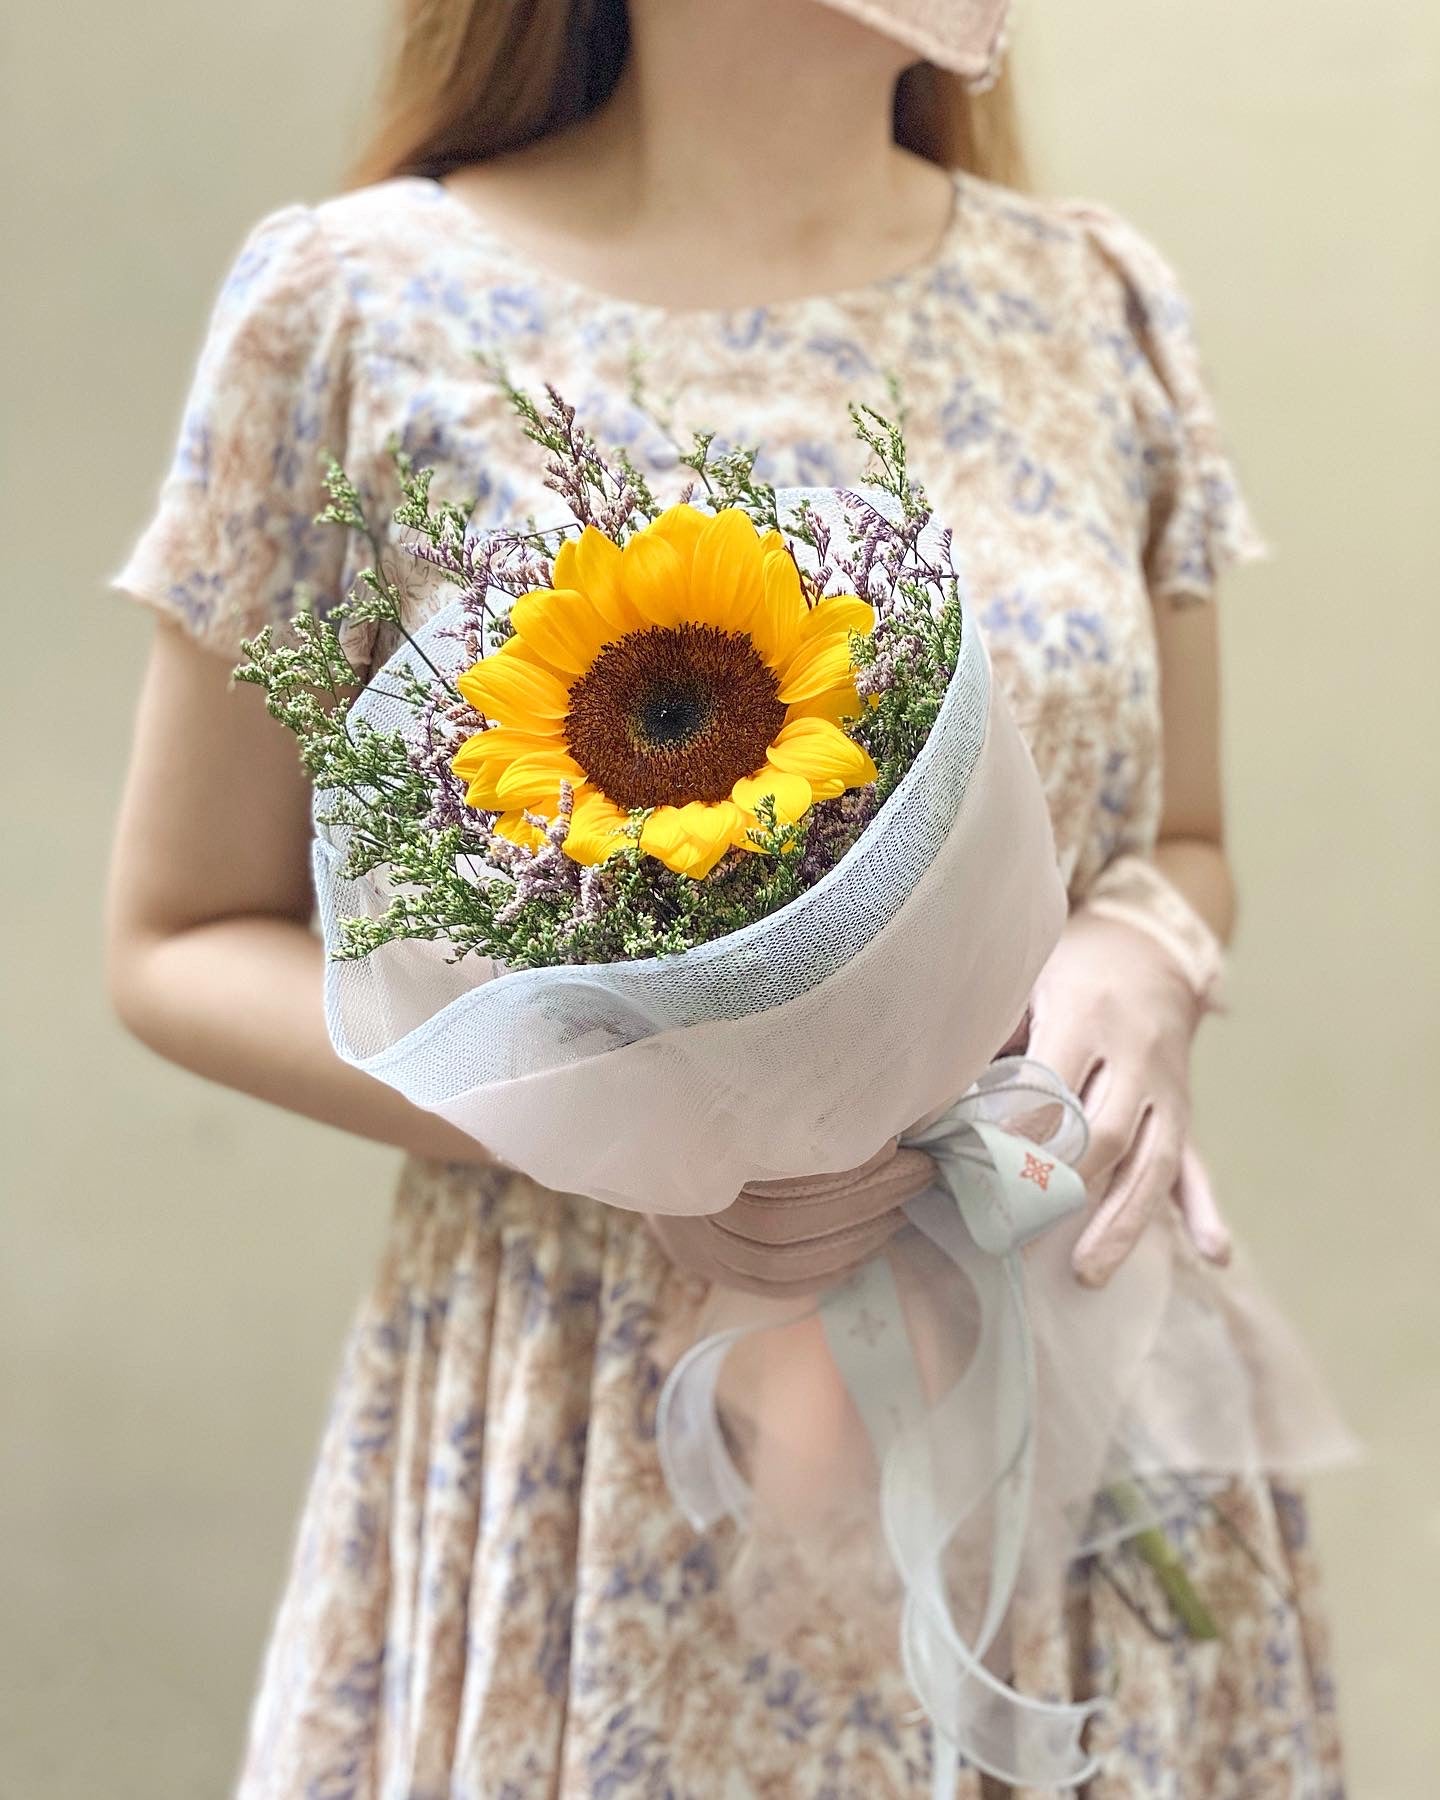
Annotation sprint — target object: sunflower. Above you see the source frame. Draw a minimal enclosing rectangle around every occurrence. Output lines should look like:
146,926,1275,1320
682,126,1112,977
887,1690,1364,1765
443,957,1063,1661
451,506,877,878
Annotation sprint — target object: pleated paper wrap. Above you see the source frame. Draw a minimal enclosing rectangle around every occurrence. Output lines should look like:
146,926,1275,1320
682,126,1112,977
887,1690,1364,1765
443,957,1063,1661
314,492,1353,1792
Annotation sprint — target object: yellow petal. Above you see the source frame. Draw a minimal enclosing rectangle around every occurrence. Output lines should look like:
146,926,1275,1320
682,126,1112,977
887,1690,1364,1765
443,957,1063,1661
796,594,875,645
731,766,813,824
638,805,699,870
688,507,764,630
783,681,866,727
747,549,807,670
553,526,638,636
491,750,586,809
468,640,558,680
563,789,631,866
462,760,568,812
766,716,877,800
493,809,548,850
451,726,565,782
775,634,857,705
485,633,556,670
648,503,710,576
456,655,572,730
675,837,735,878
621,530,689,627
509,587,615,676
669,799,746,853
641,800,745,878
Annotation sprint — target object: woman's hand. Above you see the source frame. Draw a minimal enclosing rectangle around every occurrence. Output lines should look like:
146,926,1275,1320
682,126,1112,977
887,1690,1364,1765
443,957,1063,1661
1026,903,1233,1286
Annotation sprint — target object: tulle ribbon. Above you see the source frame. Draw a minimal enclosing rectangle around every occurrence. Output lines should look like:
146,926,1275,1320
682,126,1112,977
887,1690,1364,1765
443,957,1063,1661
655,1058,1109,1793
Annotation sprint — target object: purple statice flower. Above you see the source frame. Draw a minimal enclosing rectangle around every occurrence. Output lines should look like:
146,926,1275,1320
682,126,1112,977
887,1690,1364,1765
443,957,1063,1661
490,783,583,924
806,509,834,570
410,689,480,833
825,485,955,623
854,616,926,702
422,524,557,662
855,515,894,599
591,481,641,541
533,386,641,539
854,649,896,702
574,860,610,927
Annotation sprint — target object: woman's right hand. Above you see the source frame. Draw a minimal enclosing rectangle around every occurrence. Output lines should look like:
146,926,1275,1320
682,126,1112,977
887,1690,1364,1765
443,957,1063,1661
106,619,497,1164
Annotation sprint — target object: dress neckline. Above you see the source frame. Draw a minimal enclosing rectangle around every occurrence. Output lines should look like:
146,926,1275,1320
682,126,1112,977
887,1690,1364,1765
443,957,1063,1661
398,170,968,321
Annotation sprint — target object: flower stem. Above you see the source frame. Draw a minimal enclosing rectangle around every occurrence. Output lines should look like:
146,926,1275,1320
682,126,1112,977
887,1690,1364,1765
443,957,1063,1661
1130,1523,1221,1640
1109,1481,1221,1641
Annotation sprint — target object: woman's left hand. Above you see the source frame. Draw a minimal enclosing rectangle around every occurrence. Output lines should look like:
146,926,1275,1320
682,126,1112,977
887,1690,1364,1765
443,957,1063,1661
1026,905,1233,1286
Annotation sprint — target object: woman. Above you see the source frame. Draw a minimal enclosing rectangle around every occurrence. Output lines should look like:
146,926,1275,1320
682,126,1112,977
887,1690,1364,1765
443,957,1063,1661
105,0,1347,1792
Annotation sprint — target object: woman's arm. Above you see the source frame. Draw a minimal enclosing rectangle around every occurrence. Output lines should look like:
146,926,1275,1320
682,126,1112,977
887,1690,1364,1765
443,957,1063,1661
1025,585,1240,1282
1150,589,1236,942
105,619,496,1164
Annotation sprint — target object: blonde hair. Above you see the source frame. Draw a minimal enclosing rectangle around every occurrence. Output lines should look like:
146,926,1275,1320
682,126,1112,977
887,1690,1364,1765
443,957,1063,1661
346,0,1030,191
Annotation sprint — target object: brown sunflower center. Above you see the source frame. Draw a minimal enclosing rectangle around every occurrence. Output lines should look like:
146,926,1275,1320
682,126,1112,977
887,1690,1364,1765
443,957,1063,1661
564,624,787,810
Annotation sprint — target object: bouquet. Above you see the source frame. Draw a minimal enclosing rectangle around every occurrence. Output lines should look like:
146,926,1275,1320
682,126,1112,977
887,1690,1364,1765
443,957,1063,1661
240,383,1299,1788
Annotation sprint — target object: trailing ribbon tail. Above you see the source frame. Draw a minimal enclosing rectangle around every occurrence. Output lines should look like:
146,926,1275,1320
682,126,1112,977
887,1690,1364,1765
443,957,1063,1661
655,1059,1110,1793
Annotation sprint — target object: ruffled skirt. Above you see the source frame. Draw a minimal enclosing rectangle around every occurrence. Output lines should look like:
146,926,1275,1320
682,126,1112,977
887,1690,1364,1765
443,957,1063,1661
235,1157,1345,1800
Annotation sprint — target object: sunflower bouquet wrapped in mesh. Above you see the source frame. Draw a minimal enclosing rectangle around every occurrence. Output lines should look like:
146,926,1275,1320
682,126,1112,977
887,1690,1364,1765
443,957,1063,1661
239,384,1324,1790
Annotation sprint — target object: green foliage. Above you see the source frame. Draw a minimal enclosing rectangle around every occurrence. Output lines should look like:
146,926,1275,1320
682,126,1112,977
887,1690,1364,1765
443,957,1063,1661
849,589,965,803
235,612,435,884
849,396,918,516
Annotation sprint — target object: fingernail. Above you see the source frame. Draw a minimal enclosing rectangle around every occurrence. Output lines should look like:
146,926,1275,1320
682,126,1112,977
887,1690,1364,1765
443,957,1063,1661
1072,1253,1110,1289
1198,1230,1233,1266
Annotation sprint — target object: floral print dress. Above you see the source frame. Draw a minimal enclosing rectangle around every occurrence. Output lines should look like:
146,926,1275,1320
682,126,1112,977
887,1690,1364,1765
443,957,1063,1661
111,168,1344,1799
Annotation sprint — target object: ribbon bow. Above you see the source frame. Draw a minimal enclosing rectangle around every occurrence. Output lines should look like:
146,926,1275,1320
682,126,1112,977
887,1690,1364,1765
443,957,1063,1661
656,1057,1108,1793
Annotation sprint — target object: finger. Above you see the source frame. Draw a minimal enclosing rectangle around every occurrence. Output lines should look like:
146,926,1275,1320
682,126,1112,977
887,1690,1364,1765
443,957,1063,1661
1173,1142,1233,1266
1072,1109,1180,1287
1023,1014,1105,1102
1073,1075,1144,1191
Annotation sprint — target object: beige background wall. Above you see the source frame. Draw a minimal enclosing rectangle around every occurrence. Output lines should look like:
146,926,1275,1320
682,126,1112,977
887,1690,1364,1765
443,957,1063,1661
2,1,1435,1795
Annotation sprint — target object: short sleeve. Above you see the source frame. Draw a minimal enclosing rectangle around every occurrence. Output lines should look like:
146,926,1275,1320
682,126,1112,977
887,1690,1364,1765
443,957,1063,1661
1061,196,1273,603
107,202,356,659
